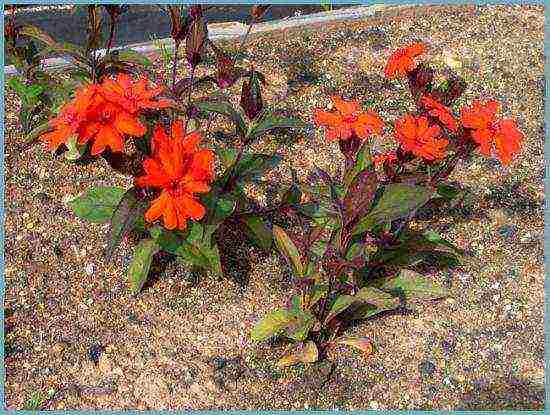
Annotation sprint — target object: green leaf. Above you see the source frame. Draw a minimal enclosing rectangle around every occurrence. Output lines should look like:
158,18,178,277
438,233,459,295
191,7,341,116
69,186,126,223
106,188,149,260
251,309,292,341
128,238,159,294
241,215,273,251
373,269,449,301
350,286,401,320
64,135,86,161
282,168,302,205
324,294,355,324
345,242,365,262
284,308,315,341
246,111,307,142
216,147,238,169
233,153,282,183
114,48,152,67
422,230,464,255
7,77,27,96
343,142,373,187
195,100,247,139
436,183,461,201
273,225,304,277
203,195,236,243
174,242,210,269
352,183,433,235
203,243,223,277
277,341,318,368
19,24,89,64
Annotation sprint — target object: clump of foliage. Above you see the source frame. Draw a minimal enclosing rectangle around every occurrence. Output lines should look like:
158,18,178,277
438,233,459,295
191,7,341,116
251,42,524,366
6,5,305,293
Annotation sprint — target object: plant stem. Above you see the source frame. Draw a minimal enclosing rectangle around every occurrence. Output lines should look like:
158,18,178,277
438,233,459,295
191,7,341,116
171,40,180,91
236,18,256,59
106,18,117,53
183,64,196,133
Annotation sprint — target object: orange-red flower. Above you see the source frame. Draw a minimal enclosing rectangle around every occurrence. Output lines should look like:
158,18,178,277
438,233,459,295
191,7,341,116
420,94,458,132
135,121,214,231
100,73,172,114
384,42,426,79
40,84,102,151
314,96,384,141
40,74,170,156
78,101,147,155
394,115,448,161
460,100,523,165
373,150,397,167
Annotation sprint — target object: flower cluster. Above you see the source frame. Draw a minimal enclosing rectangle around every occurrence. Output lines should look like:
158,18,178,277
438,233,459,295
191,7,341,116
135,121,214,231
313,43,524,167
40,73,171,156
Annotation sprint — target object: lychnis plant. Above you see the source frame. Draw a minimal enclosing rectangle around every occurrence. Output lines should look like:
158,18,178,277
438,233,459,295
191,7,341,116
7,5,305,293
251,42,524,367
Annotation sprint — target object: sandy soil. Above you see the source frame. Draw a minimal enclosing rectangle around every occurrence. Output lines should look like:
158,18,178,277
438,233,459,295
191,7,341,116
3,4,545,410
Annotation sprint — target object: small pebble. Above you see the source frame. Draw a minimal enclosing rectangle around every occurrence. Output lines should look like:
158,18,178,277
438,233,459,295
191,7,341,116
88,344,104,365
85,263,94,276
419,360,436,377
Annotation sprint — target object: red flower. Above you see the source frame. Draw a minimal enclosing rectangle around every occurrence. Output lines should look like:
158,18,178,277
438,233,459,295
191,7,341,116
40,84,101,151
135,121,214,230
100,73,172,114
460,100,523,165
420,94,458,132
40,74,170,156
78,101,147,155
373,150,397,167
394,115,448,161
314,96,384,141
384,42,426,79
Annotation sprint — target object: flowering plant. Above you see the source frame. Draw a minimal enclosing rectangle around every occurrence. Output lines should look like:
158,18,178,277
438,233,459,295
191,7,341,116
7,5,304,293
251,42,524,366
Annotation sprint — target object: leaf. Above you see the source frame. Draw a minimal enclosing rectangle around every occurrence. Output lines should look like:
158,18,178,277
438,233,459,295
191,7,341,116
19,24,89,64
64,135,86,161
352,183,433,235
277,341,318,368
194,100,246,138
246,111,307,142
69,186,126,223
234,153,282,183
324,294,355,324
128,238,159,294
241,215,273,251
240,70,263,120
282,168,302,205
251,309,292,341
202,243,223,277
373,269,449,301
106,188,149,260
86,5,103,51
350,287,401,319
203,194,236,243
115,48,152,67
284,308,315,341
186,16,208,67
334,337,374,356
344,169,378,225
307,283,329,308
343,142,372,187
216,147,238,169
422,230,464,255
273,225,304,277
174,241,210,269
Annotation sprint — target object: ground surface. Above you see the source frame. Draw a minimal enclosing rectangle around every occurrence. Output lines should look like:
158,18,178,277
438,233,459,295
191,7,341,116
4,4,545,410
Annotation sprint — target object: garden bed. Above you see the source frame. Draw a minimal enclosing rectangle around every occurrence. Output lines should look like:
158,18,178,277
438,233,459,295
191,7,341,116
3,4,545,410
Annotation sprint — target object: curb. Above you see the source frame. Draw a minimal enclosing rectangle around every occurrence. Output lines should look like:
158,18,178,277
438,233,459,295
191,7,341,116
5,4,408,76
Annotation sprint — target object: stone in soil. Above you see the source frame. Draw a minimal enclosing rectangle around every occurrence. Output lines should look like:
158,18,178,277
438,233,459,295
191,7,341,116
419,360,437,377
88,344,104,365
